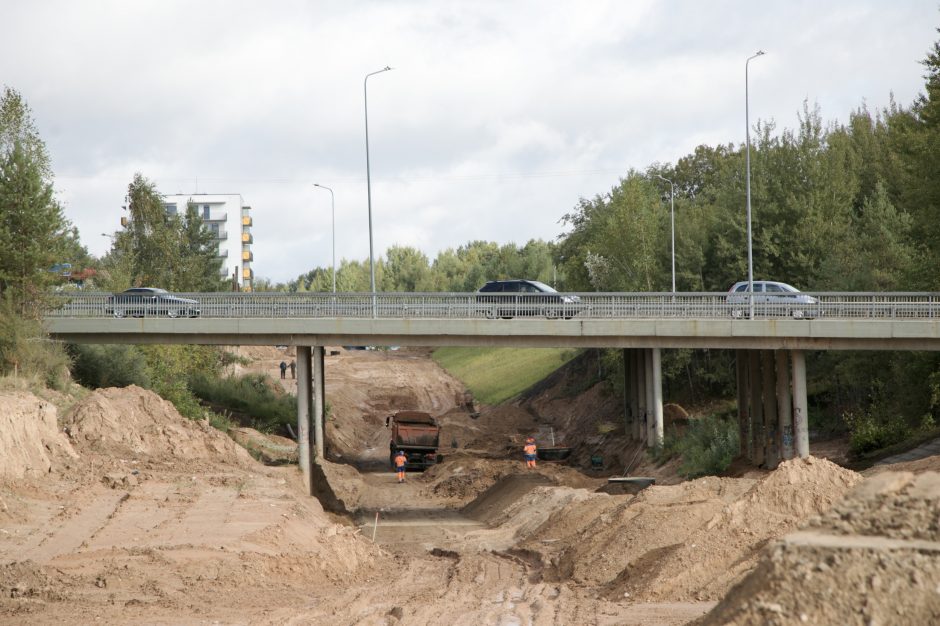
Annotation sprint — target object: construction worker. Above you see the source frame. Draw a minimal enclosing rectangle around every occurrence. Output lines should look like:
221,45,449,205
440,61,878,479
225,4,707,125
394,449,407,483
524,437,538,469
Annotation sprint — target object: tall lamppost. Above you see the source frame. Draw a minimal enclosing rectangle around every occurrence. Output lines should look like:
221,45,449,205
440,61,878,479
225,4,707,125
364,65,393,316
745,50,765,319
655,175,676,293
313,183,336,293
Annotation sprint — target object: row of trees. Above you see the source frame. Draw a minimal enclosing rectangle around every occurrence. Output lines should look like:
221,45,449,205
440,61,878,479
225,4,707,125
288,239,559,293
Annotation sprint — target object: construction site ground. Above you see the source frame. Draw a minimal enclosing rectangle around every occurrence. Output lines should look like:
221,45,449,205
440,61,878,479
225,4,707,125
2,346,940,625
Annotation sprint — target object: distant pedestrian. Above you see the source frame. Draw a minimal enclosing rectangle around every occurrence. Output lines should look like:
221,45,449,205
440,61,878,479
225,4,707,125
289,360,296,379
394,450,407,483
279,361,287,380
524,437,538,469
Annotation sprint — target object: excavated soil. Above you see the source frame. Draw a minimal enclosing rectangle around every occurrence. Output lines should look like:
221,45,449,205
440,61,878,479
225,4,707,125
2,346,936,624
698,471,940,625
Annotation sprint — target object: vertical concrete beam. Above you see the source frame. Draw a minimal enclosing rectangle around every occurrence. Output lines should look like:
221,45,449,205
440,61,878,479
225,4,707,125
622,349,632,439
630,348,643,441
651,347,664,447
645,349,655,446
296,345,314,495
636,350,647,445
748,350,765,466
791,350,810,458
775,350,794,460
735,350,751,460
312,345,325,461
761,350,779,468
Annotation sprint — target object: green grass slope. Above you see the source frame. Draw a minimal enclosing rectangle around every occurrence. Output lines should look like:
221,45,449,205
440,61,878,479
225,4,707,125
432,347,579,405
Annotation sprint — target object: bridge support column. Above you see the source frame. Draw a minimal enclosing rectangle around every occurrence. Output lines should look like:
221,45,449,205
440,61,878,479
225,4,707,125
735,350,751,460
748,350,765,465
644,349,655,446
636,350,647,445
776,350,794,460
296,345,314,495
761,350,779,468
622,349,631,439
630,350,641,441
313,345,325,461
651,347,664,447
791,350,809,458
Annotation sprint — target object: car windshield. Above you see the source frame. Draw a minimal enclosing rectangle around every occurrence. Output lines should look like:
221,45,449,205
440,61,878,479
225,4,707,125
528,280,557,293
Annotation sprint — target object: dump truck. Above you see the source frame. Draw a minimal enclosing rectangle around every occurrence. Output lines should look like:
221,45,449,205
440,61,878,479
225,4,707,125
386,410,442,471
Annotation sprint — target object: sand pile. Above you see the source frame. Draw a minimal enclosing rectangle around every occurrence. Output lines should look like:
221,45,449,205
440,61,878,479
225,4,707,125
699,471,940,626
0,392,77,480
64,386,253,466
524,476,754,587
610,456,862,602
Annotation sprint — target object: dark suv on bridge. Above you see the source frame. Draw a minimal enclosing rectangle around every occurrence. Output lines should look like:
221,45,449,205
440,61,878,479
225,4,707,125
106,288,201,318
476,279,580,319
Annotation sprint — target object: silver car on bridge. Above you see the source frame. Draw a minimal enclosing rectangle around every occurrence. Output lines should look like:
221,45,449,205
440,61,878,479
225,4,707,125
727,281,819,319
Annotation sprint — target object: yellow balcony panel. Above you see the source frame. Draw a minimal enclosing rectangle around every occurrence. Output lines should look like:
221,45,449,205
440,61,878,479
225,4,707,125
242,216,252,226
242,251,253,261
241,233,252,243
242,268,253,279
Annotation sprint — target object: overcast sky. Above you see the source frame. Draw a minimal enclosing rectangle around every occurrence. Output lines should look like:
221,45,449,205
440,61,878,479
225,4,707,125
3,0,937,283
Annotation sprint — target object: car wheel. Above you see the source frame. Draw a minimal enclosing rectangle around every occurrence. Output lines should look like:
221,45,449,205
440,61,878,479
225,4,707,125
167,309,180,318
113,310,125,319
731,309,744,319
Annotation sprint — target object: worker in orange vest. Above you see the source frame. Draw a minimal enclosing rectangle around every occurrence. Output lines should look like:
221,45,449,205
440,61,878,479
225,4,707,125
394,449,407,483
523,437,538,469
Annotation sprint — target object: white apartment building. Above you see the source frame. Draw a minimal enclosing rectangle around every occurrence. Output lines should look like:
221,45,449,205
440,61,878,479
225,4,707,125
162,193,254,291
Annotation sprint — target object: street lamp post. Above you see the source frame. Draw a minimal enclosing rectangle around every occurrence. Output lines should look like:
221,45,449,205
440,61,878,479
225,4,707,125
655,175,676,293
364,65,393,316
745,50,765,319
313,183,336,293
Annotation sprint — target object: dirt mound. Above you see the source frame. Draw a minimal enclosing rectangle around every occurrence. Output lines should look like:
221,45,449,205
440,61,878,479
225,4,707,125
610,456,862,602
525,476,754,588
0,392,77,480
64,386,253,466
699,471,940,626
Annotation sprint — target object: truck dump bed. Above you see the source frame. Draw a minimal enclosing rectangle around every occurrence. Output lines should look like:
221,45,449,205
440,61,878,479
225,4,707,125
388,411,441,470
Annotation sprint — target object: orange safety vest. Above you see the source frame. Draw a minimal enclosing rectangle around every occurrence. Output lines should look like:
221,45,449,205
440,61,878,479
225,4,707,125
524,443,537,455
394,454,407,468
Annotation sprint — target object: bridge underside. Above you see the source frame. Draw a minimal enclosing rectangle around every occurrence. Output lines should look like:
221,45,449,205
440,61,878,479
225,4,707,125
45,318,940,351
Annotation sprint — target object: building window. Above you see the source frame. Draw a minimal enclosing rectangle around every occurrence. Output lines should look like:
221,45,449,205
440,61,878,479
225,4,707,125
202,205,210,220
164,203,178,216
209,223,220,237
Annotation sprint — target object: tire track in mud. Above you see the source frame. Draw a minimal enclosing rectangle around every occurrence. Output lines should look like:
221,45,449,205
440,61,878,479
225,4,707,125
18,487,130,563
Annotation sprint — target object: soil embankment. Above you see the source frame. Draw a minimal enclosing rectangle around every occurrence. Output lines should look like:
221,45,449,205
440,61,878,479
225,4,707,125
3,346,940,624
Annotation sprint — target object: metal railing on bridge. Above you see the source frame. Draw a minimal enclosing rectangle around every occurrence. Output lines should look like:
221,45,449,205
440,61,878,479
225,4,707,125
45,292,940,321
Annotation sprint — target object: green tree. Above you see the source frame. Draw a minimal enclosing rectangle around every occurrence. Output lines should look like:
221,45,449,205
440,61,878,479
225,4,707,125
0,142,68,314
176,203,225,291
384,245,432,291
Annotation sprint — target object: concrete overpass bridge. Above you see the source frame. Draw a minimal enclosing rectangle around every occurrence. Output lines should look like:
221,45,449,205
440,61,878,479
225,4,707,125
45,291,940,492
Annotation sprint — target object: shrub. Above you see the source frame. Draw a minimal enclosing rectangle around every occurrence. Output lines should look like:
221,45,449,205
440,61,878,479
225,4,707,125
0,300,71,389
654,412,739,479
189,373,297,433
69,343,150,389
844,410,911,456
